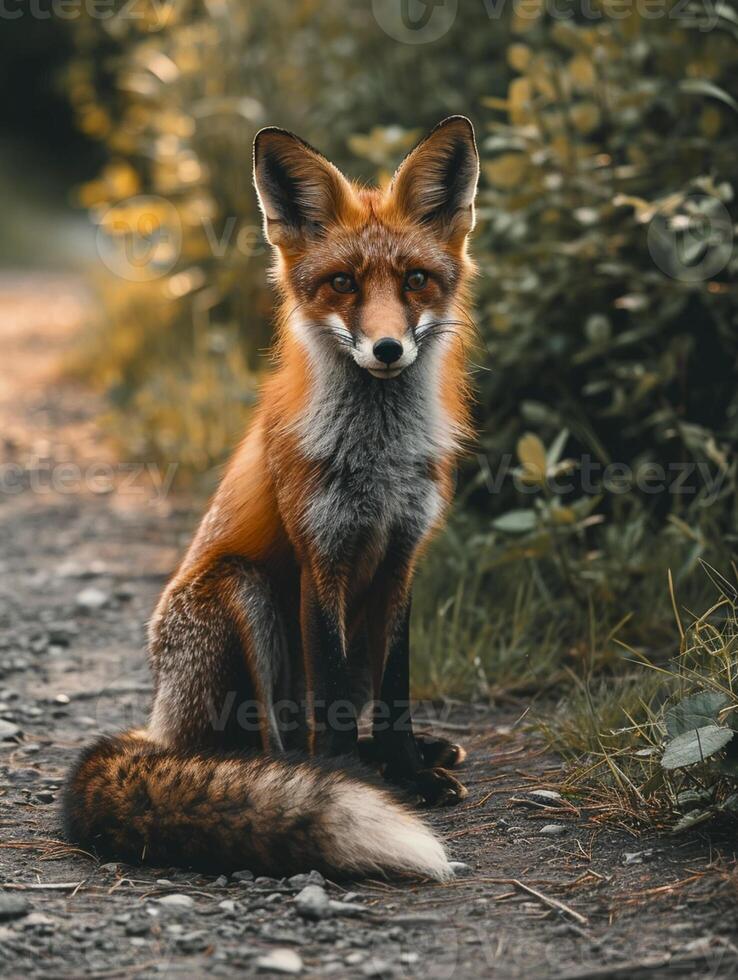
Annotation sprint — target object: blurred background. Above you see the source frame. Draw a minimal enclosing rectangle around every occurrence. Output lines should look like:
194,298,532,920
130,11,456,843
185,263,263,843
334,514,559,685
1,0,736,706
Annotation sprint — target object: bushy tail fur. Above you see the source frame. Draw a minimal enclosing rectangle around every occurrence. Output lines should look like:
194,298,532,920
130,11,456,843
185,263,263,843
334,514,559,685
62,734,452,881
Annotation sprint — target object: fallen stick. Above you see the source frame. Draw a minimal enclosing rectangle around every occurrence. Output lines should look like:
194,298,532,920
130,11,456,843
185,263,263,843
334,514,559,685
2,882,85,891
512,878,588,926
476,876,588,926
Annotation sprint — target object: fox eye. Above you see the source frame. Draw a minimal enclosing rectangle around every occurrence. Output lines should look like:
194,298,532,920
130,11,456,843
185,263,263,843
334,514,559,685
405,270,428,291
331,274,357,294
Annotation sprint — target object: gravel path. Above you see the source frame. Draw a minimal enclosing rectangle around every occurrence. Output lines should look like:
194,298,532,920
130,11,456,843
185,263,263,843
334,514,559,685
0,273,736,979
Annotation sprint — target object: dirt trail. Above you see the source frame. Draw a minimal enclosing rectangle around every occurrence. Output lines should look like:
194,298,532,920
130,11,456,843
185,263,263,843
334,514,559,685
0,272,736,979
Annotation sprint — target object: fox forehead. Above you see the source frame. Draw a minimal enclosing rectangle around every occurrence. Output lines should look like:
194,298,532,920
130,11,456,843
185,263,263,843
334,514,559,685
287,218,461,293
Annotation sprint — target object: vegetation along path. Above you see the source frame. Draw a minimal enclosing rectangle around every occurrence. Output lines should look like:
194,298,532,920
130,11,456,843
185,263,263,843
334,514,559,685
0,272,737,979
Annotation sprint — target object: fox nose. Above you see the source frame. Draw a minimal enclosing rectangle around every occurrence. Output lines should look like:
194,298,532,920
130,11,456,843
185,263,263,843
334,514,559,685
373,337,403,365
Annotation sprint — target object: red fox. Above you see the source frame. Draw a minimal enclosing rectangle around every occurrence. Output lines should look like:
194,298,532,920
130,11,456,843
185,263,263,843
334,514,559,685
63,116,479,881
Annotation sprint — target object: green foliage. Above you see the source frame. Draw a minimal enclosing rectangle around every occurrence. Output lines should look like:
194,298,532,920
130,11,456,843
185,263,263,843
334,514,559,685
469,3,737,637
549,564,738,831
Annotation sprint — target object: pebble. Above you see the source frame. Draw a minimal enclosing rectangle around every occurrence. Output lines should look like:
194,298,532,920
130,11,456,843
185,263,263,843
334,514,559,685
287,870,325,889
219,899,236,913
21,912,54,930
623,849,656,865
448,861,472,874
362,956,393,977
256,948,303,974
0,720,21,740
214,875,229,887
156,894,195,910
124,917,151,936
232,870,254,883
75,587,109,611
539,824,567,837
0,895,30,921
525,789,563,806
294,884,331,921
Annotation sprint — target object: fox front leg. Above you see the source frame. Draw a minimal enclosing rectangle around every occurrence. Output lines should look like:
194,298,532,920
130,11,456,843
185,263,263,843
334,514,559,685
371,599,468,806
300,567,358,757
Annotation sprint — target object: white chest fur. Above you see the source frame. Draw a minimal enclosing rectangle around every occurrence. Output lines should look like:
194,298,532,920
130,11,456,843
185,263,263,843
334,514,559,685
293,347,455,560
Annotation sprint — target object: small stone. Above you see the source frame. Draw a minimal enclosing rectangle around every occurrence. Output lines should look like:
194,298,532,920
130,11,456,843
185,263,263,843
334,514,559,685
232,870,254,883
0,895,30,921
34,791,55,804
329,900,366,917
54,694,70,705
125,918,151,936
214,875,228,887
345,952,365,965
294,884,331,921
0,720,20,741
219,899,236,913
448,861,472,874
362,957,393,978
539,824,567,837
21,912,54,930
400,953,419,965
156,894,194,910
287,870,325,889
256,948,303,974
526,789,562,805
75,587,109,611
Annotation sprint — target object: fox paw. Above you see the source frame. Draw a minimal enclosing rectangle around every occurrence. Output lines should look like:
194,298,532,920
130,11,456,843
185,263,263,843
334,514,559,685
414,767,468,806
414,733,467,770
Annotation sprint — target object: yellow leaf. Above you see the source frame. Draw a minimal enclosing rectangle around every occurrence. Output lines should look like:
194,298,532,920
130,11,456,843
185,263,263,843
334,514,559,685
568,54,596,91
529,56,557,102
508,78,533,126
483,154,529,189
517,433,547,482
571,102,601,134
508,43,532,72
481,96,509,111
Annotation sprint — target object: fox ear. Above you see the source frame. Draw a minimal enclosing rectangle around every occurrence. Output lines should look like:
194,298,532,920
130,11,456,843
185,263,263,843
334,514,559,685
391,116,479,242
253,128,352,249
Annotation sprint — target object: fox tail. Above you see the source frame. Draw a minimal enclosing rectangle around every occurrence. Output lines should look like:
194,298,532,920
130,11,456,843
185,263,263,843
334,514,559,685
62,733,452,881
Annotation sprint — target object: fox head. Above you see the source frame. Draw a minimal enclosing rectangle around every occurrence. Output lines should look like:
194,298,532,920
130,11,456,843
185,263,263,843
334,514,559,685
253,117,479,380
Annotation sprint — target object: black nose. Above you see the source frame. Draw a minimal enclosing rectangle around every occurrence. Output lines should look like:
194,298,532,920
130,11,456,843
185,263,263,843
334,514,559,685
373,337,403,365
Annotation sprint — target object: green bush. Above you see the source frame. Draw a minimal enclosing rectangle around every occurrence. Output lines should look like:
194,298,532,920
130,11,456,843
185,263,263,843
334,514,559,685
447,4,738,690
